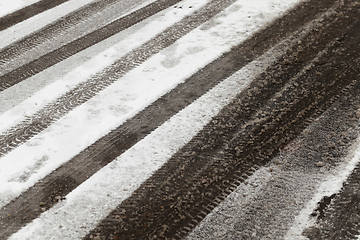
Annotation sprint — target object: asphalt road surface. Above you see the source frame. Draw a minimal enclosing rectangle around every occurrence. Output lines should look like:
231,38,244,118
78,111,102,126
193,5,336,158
0,0,359,239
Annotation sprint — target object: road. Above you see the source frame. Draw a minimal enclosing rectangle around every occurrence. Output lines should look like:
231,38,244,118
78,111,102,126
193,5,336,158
0,0,359,239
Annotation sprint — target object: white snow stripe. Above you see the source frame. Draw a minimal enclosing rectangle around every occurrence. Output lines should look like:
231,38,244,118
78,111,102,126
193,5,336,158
7,1,314,235
0,0,209,130
285,137,360,239
0,0,301,210
0,0,98,50
0,0,42,18
7,31,285,240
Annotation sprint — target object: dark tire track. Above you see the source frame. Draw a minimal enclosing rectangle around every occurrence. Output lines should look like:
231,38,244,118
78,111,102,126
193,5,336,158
318,164,360,240
0,0,339,238
306,161,360,239
83,2,360,239
0,0,340,157
190,88,360,239
0,0,71,32
0,0,240,157
0,0,183,92
0,0,147,73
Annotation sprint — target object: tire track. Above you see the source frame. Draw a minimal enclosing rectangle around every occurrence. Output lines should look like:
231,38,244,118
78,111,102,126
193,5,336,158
0,0,340,156
84,3,360,239
191,90,360,239
0,0,181,91
0,0,122,56
0,0,338,238
0,0,71,32
308,165,360,239
0,0,149,73
0,0,238,157
320,164,360,240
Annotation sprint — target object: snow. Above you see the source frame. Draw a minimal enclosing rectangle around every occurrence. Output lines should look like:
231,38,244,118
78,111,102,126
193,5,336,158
3,0,304,238
0,0,301,199
1,0,220,205
0,0,98,49
7,23,291,240
0,0,209,131
285,136,360,239
1,0,302,208
0,0,42,18
7,58,252,240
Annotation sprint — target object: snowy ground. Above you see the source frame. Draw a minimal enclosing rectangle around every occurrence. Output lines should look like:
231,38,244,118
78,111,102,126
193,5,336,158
0,0,41,18
0,0,301,209
286,141,360,239
0,0,98,50
1,0,359,239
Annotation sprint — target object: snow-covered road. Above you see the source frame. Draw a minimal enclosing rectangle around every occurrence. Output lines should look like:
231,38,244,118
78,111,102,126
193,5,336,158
1,0,360,239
